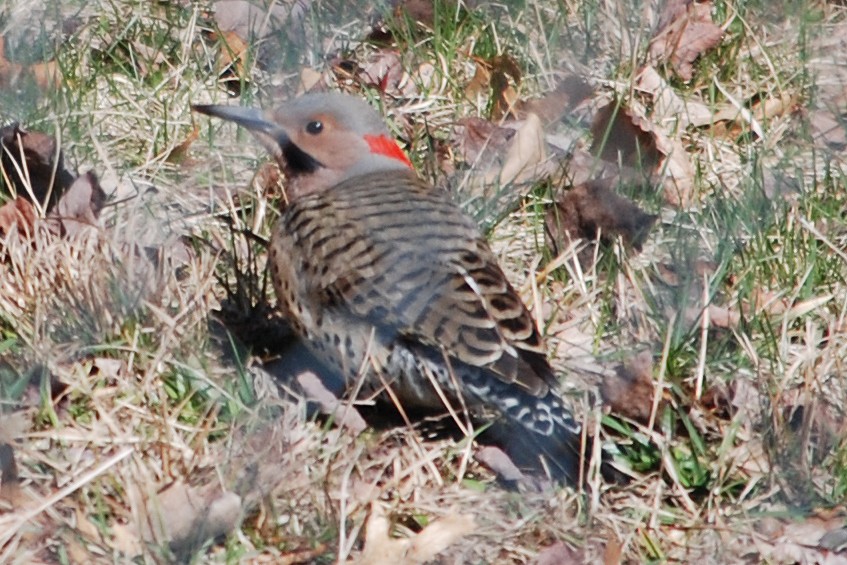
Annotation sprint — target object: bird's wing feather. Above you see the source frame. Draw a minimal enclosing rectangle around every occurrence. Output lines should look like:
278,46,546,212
293,171,556,396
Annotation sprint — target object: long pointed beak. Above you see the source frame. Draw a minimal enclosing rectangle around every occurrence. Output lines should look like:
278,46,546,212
192,104,288,143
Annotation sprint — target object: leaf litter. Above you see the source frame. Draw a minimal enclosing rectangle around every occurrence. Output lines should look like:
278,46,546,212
2,0,847,563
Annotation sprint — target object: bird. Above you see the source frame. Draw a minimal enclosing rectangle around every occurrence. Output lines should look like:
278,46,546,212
193,92,604,484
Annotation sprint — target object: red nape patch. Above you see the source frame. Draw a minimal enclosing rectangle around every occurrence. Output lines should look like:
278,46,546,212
364,134,413,168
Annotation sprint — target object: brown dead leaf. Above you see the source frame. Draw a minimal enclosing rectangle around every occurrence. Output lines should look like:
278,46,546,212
544,178,657,262
745,510,847,564
590,101,662,169
600,350,657,425
211,0,300,43
701,378,761,419
330,50,411,96
211,29,250,90
297,66,325,95
46,171,105,237
649,0,724,81
704,303,741,329
163,127,198,164
0,197,37,239
460,113,549,223
0,37,61,90
464,62,491,101
393,0,437,27
144,480,243,558
520,74,595,125
489,54,522,121
495,112,545,185
360,50,407,94
0,124,75,210
603,537,623,565
355,502,475,565
634,65,715,128
454,117,516,169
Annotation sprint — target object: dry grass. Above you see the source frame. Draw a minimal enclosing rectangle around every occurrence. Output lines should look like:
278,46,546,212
2,0,847,563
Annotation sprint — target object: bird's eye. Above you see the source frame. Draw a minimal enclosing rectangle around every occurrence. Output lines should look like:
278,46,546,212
305,120,324,135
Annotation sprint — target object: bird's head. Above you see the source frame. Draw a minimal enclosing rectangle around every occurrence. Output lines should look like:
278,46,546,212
193,92,413,199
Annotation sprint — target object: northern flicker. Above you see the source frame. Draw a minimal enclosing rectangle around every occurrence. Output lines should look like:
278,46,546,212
194,93,601,484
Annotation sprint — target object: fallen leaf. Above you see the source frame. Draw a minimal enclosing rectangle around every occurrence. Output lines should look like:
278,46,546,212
0,124,75,210
0,36,61,90
460,113,548,224
464,62,491,101
590,101,662,169
493,112,545,185
359,50,407,94
544,178,657,261
488,54,522,120
604,537,623,565
143,480,243,559
163,127,199,164
211,29,251,91
297,66,325,95
454,117,516,169
211,0,301,44
46,171,105,237
520,73,595,125
355,502,475,564
0,197,37,238
634,65,715,128
600,350,657,425
649,0,724,81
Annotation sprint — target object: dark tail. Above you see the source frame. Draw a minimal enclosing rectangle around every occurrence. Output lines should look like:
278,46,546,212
480,388,625,486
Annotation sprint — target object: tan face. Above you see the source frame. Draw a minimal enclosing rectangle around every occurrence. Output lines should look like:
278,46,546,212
273,111,372,174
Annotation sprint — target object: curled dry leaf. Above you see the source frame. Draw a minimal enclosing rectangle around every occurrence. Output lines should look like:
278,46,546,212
210,0,306,49
590,99,696,206
211,29,251,90
459,113,548,224
519,73,595,126
634,65,715,129
590,101,661,169
454,116,516,169
0,197,37,239
600,350,658,425
544,178,657,263
46,171,105,237
0,124,75,210
356,502,475,565
0,36,61,90
488,54,522,121
648,0,724,81
142,480,243,559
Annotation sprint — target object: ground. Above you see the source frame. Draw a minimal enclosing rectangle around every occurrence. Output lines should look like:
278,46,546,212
1,0,847,563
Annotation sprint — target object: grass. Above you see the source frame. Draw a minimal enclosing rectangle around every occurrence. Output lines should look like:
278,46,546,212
1,0,847,562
